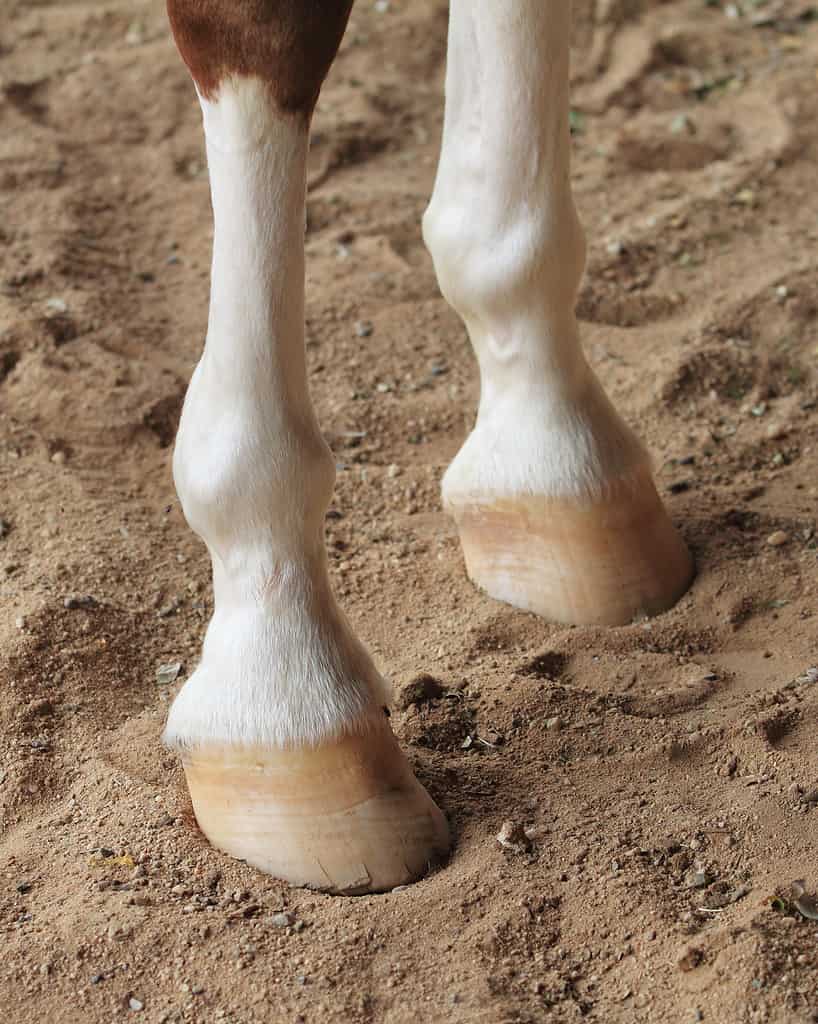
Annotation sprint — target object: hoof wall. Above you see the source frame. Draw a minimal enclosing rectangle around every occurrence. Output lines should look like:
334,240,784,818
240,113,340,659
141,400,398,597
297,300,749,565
182,724,450,894
449,466,693,626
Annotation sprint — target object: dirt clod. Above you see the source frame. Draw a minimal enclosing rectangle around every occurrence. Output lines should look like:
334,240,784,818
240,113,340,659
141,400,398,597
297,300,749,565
396,673,446,709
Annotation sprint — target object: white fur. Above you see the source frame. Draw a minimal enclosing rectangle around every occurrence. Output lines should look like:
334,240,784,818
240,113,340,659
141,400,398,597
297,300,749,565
167,5,653,752
422,3,648,506
164,79,387,752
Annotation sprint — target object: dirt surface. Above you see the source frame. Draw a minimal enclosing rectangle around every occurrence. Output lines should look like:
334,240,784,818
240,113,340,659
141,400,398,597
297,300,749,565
2,1,818,1021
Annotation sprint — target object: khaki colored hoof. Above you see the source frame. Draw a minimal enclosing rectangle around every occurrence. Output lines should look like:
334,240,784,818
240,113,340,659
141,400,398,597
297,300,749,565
182,722,450,894
448,465,693,626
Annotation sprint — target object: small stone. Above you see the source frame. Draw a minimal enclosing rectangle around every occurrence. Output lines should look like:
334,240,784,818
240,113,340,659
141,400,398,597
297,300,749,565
29,699,54,717
795,667,818,686
157,598,182,618
14,616,25,630
803,789,818,806
270,911,296,928
0,518,9,538
788,782,804,801
684,866,709,889
16,881,32,894
766,530,789,547
156,661,182,686
354,320,373,338
545,716,564,731
129,997,144,1012
51,450,66,465
125,22,144,46
496,820,531,854
670,113,695,135
387,463,402,478
64,594,98,610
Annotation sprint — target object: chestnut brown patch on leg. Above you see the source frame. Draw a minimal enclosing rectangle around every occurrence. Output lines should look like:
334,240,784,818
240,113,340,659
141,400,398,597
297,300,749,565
167,0,354,114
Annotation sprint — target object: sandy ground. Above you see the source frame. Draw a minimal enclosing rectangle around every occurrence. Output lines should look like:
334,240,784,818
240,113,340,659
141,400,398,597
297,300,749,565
2,1,818,1021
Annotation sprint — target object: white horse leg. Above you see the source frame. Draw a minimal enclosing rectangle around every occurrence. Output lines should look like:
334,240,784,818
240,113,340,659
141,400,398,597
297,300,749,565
423,1,693,626
163,0,448,893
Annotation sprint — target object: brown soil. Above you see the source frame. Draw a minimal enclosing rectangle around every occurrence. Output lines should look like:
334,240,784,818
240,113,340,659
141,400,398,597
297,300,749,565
2,2,817,1022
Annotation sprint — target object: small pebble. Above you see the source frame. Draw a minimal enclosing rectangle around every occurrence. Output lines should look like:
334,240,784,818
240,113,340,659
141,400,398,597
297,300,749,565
270,911,295,928
670,113,695,135
129,997,144,1012
354,320,373,338
545,716,564,731
156,661,182,685
496,820,531,854
684,866,709,889
766,530,789,547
